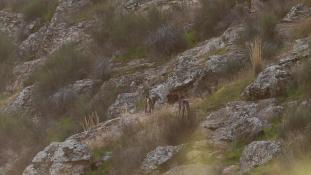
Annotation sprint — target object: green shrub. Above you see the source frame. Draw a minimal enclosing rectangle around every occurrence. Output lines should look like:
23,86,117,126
30,44,92,96
0,113,45,151
47,117,77,142
0,33,16,92
193,0,237,39
22,0,58,22
92,5,188,58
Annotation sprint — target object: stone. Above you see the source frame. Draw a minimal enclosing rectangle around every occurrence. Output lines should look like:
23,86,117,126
0,10,24,42
242,65,294,100
107,92,140,118
18,0,94,60
240,141,281,174
4,85,34,113
141,145,183,174
23,139,91,175
201,99,283,144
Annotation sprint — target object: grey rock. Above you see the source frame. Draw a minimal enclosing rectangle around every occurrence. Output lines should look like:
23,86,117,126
50,79,100,108
23,139,91,175
0,10,24,41
242,65,294,100
201,99,283,144
141,145,183,174
107,92,140,118
240,141,281,174
18,0,94,60
4,85,34,113
282,4,309,22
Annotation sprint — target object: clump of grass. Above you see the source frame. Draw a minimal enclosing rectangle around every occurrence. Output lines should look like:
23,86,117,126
249,37,263,76
81,112,100,132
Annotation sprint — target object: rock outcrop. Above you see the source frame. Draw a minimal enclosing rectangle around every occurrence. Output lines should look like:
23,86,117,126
151,25,247,103
23,139,91,175
18,0,94,60
242,65,294,100
0,10,24,41
201,99,283,144
242,36,311,100
4,85,35,114
240,141,281,174
141,145,183,174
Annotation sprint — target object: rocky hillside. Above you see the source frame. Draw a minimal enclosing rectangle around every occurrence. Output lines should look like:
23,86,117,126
1,0,311,175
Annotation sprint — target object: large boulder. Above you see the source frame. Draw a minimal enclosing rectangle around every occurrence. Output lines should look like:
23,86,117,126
240,141,281,174
241,65,294,100
141,145,183,174
201,99,283,144
18,0,94,60
23,139,91,175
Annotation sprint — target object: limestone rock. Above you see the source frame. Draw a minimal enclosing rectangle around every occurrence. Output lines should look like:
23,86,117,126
107,92,140,118
242,65,294,100
4,85,34,113
201,99,283,144
240,141,281,174
0,10,24,41
23,139,91,175
18,0,94,60
141,145,183,174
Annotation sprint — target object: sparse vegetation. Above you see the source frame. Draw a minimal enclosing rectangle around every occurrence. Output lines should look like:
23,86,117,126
198,71,254,112
92,2,190,60
92,108,198,175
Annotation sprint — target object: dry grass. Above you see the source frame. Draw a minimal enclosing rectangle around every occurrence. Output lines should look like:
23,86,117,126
81,112,100,132
249,37,263,76
291,18,311,39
